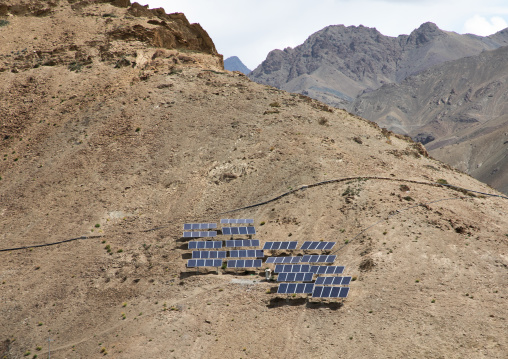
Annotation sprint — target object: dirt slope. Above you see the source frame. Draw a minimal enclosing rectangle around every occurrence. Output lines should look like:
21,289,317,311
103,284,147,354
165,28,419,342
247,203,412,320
1,2,507,359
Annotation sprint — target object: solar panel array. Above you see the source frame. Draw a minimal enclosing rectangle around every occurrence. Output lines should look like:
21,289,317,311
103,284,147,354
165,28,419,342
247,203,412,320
220,219,254,224
312,286,350,298
274,264,345,274
300,255,336,263
277,272,314,282
188,241,222,249
187,259,222,267
300,241,335,250
183,231,217,238
274,264,311,273
277,283,315,294
183,223,217,230
266,255,336,264
227,259,262,268
309,266,345,274
229,249,264,258
192,250,227,259
224,239,260,248
265,256,302,264
222,227,256,235
262,241,298,250
315,276,352,286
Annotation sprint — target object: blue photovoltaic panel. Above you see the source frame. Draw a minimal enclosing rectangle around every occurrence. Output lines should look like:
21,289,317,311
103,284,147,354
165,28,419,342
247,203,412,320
222,227,256,235
315,276,352,285
224,239,260,248
277,272,313,282
229,250,264,258
300,241,336,250
277,283,315,294
227,259,262,268
188,241,222,249
183,223,217,230
267,256,302,264
277,283,289,294
262,242,298,250
187,259,222,267
192,251,227,259
312,286,350,298
309,266,345,274
221,219,255,224
300,255,336,263
183,231,217,238
274,264,311,273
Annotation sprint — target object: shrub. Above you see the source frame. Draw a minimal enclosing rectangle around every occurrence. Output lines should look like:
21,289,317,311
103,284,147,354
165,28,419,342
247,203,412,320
95,223,100,228
437,179,448,185
269,102,281,107
0,20,9,27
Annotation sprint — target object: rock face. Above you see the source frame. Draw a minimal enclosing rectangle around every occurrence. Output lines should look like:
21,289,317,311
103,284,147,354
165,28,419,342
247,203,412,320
0,0,222,74
352,45,508,194
224,56,251,74
249,22,508,107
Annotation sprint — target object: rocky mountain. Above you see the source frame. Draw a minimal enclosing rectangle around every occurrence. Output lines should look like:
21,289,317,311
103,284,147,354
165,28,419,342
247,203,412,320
249,23,508,108
224,55,251,74
1,2,508,359
352,45,508,194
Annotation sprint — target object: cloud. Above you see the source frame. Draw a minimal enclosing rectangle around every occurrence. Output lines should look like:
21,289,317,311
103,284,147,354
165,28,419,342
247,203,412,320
463,15,508,35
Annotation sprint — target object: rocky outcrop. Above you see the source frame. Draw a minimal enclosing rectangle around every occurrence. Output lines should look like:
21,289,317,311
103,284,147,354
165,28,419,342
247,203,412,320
0,0,222,73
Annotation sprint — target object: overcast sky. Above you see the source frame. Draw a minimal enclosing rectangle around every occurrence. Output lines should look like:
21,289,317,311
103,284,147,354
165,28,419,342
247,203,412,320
144,0,508,70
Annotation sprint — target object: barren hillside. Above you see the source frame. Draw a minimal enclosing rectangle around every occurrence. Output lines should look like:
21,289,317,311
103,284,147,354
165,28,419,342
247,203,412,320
1,1,507,359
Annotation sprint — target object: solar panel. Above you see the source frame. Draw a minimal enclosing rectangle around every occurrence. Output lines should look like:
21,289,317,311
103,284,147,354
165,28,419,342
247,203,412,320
262,241,298,250
274,264,311,273
220,219,255,224
300,241,336,250
309,266,345,274
228,250,264,258
222,227,256,235
300,255,336,263
224,239,260,248
315,276,351,285
277,272,313,282
183,231,217,238
183,223,217,230
277,283,315,294
227,259,262,268
188,241,222,249
187,259,223,267
312,286,350,298
192,251,227,259
265,256,303,264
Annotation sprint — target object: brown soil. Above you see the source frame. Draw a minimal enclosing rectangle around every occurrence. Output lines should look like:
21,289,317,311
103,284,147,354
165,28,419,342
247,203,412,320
0,2,507,358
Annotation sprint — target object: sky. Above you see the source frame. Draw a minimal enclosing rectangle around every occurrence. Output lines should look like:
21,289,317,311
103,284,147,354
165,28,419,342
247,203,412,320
144,0,508,70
